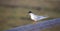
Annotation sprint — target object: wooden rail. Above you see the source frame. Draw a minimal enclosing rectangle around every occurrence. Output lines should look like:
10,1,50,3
5,18,60,31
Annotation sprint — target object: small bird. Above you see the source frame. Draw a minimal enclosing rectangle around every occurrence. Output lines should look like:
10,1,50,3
28,11,49,24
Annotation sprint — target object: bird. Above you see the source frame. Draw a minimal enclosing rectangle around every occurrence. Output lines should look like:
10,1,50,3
28,11,49,24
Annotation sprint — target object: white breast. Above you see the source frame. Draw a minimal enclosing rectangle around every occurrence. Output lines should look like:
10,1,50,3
29,13,39,21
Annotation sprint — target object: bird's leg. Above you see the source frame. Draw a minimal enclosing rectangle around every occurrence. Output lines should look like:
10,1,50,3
33,21,37,24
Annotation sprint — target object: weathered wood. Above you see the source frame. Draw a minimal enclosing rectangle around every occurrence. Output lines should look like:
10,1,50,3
5,18,60,31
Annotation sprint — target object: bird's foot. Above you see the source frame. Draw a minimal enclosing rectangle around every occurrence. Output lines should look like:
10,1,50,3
32,21,37,24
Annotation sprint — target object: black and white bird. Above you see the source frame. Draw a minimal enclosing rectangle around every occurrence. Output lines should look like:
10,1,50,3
28,11,49,23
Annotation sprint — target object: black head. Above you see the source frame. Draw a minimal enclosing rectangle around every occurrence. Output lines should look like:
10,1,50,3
28,11,32,13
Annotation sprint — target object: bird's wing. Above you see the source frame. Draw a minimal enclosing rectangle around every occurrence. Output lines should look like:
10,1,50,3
33,14,49,20
35,16,48,20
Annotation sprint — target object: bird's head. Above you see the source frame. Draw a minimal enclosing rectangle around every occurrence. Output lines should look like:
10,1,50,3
28,11,32,13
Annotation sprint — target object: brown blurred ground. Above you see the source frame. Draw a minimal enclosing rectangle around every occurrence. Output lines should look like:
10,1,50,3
0,0,60,31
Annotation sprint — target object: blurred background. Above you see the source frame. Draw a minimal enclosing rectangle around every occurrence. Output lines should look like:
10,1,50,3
0,0,60,31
